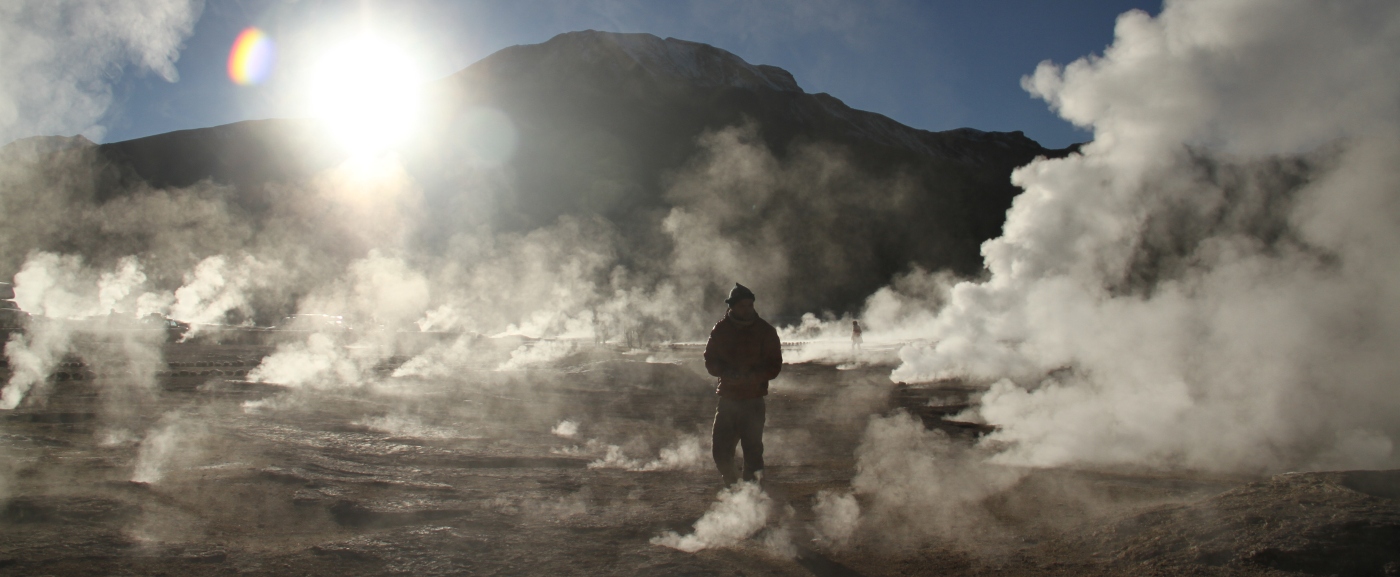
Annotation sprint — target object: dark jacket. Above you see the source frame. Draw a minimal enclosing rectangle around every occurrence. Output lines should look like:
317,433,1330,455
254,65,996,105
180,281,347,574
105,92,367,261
704,313,783,399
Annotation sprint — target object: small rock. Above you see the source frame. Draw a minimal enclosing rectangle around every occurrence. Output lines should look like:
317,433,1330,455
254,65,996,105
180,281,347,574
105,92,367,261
184,550,227,563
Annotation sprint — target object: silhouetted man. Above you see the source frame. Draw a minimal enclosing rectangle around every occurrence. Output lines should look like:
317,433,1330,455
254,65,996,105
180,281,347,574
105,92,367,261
704,283,783,486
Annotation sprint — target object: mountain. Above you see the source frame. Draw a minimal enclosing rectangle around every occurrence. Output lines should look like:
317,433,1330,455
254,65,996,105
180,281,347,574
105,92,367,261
10,31,1077,320
96,119,334,193
423,32,1073,230
410,31,1081,315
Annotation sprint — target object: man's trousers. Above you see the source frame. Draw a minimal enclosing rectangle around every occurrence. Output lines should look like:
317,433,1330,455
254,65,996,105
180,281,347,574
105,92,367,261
712,396,765,485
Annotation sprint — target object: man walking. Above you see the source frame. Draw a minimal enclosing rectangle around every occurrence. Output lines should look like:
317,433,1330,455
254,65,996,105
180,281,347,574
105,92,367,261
704,283,783,486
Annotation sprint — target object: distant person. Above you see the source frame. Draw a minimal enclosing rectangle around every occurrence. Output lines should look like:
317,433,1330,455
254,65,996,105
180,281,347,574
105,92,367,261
851,320,863,351
704,283,782,486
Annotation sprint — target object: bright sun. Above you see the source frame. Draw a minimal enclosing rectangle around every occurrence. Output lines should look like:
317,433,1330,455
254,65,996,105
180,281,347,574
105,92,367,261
309,36,423,157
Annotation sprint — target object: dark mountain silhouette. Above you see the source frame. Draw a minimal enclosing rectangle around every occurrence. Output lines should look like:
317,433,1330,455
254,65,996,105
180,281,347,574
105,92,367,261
96,119,334,191
411,31,1078,315
19,30,1078,318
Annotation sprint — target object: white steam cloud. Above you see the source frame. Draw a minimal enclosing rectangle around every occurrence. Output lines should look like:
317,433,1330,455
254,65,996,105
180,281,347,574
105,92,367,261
0,251,267,409
0,325,69,410
587,434,709,472
781,267,959,366
837,413,1024,549
891,0,1400,473
551,419,579,438
357,413,470,439
131,410,208,484
651,481,774,553
170,255,269,330
497,340,580,371
247,332,363,388
246,251,431,388
13,253,144,319
810,489,860,548
0,0,203,143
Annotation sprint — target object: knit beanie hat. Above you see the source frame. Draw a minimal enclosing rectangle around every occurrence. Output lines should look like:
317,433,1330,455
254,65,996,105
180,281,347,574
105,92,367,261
724,283,756,305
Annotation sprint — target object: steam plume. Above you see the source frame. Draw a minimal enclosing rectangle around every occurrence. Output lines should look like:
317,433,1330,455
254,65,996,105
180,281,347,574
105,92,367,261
652,481,774,553
891,0,1400,473
0,0,202,143
0,325,69,410
587,435,709,472
0,251,268,409
846,413,1024,549
131,410,208,483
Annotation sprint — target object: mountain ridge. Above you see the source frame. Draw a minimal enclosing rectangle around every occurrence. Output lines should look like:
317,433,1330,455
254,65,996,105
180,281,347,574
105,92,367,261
4,30,1080,320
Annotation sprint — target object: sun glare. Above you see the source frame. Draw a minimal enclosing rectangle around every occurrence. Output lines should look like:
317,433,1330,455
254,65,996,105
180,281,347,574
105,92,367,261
309,36,423,157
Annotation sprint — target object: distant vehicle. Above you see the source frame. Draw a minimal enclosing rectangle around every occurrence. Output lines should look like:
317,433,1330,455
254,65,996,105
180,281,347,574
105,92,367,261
141,313,190,342
276,313,350,332
0,300,29,330
0,282,29,331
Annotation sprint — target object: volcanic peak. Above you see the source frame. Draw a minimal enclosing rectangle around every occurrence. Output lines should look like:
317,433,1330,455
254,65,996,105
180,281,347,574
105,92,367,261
525,30,803,93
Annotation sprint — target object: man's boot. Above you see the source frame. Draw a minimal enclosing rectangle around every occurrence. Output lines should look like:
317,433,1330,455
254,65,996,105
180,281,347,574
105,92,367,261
720,461,740,487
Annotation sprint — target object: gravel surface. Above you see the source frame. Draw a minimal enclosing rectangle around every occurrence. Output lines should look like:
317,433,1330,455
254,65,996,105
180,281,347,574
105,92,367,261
2,341,1395,576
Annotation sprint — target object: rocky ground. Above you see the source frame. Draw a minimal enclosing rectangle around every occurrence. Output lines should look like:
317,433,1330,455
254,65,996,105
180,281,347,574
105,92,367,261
1,339,1396,576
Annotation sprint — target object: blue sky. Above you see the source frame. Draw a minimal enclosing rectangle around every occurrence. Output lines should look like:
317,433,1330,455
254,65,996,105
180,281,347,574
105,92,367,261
99,0,1160,149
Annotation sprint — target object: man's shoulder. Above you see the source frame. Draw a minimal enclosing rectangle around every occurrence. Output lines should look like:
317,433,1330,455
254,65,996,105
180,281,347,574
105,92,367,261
709,316,733,336
710,316,777,337
755,317,779,336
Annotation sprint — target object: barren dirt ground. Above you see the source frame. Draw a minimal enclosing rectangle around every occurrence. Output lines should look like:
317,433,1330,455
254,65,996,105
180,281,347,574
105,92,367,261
2,341,1398,576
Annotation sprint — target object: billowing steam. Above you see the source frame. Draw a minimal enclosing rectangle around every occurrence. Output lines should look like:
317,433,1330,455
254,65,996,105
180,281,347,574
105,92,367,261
551,419,579,438
587,434,709,472
169,255,270,330
810,489,860,548
0,252,257,409
131,410,208,483
498,340,581,371
781,267,960,366
846,413,1024,548
0,324,69,410
651,481,775,553
889,1,1400,473
0,0,202,143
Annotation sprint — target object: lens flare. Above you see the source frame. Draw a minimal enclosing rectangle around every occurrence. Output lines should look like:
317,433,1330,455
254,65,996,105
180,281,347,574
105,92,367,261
227,28,276,85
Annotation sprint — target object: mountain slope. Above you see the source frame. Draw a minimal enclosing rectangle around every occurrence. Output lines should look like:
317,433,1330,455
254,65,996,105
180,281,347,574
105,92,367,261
16,30,1077,320
415,31,1076,313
